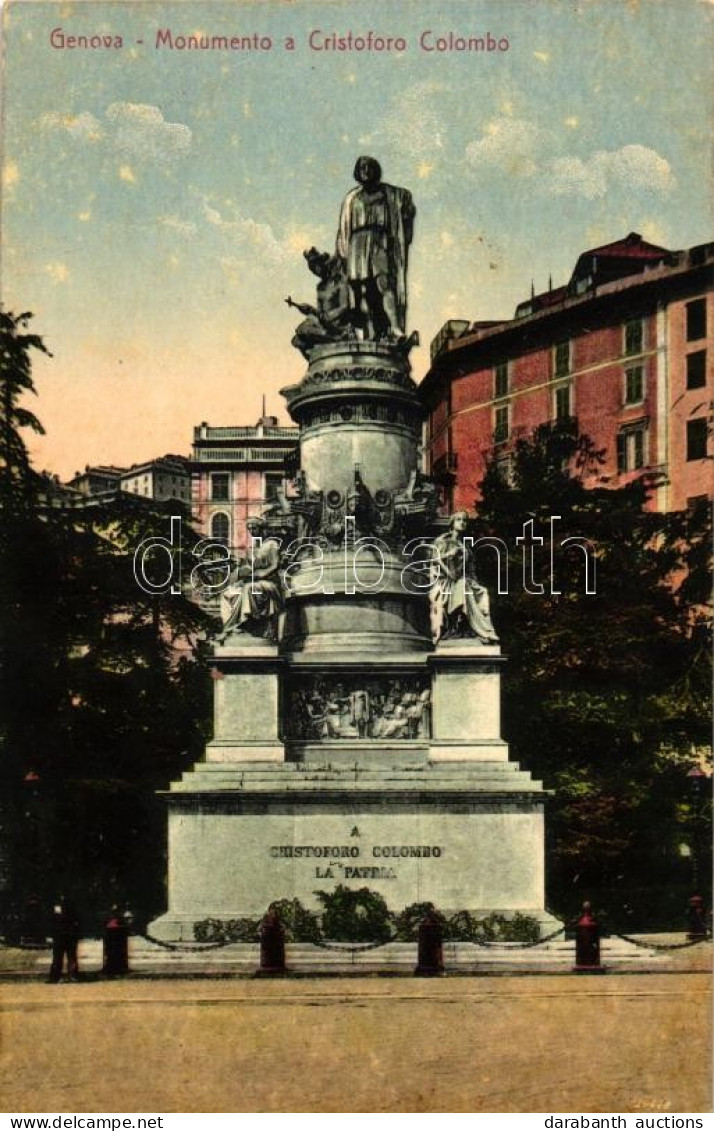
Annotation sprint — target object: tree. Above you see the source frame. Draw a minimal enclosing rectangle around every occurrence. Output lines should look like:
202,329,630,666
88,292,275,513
0,310,217,931
0,309,48,515
474,422,712,926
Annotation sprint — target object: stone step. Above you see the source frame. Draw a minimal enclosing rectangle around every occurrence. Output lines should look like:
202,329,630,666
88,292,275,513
180,769,534,783
34,936,668,975
171,776,544,794
176,764,540,790
190,761,524,775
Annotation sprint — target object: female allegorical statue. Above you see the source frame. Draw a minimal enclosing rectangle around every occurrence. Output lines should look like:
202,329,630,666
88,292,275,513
430,512,499,645
219,519,284,642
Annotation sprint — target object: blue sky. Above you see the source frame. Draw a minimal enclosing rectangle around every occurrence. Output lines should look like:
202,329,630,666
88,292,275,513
2,0,712,476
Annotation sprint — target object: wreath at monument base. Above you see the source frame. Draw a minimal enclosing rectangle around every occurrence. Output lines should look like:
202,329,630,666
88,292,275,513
193,890,540,945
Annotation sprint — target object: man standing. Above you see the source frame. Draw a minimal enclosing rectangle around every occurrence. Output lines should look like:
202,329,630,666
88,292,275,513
336,156,415,341
47,897,81,983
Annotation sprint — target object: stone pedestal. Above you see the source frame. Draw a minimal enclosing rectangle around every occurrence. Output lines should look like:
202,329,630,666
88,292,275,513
428,642,508,762
149,635,554,940
149,336,556,943
149,759,555,940
206,640,284,762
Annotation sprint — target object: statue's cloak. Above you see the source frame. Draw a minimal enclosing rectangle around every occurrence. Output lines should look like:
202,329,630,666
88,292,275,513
336,182,413,331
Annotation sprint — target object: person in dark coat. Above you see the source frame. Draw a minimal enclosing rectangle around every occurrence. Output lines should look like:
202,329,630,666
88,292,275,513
47,897,80,983
102,905,129,976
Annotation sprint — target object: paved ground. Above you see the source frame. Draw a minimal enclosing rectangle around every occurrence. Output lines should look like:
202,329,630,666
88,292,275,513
1,972,711,1113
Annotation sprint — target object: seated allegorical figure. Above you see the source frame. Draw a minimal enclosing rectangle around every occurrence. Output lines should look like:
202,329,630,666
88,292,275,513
285,247,353,359
219,518,285,643
430,511,499,646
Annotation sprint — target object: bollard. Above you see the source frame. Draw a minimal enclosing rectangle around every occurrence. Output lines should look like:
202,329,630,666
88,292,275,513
415,910,444,977
102,907,129,976
573,901,604,974
686,895,708,941
256,908,286,977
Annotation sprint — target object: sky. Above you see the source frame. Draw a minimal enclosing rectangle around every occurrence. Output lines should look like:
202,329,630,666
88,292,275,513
1,0,712,478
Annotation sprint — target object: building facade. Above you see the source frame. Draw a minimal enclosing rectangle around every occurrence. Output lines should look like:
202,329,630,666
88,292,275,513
420,235,713,514
67,464,127,495
120,454,191,503
191,416,299,554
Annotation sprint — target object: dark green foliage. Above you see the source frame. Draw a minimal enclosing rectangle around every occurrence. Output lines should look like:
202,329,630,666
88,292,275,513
315,884,393,941
495,912,541,944
194,898,541,945
194,917,261,943
392,903,540,943
0,310,217,930
392,901,445,940
441,909,477,941
268,898,321,942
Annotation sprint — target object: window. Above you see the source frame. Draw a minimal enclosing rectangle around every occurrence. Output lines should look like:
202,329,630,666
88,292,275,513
617,426,647,473
554,341,570,378
686,350,706,390
494,405,509,444
211,473,230,501
625,366,645,404
686,418,708,462
554,383,572,421
494,361,509,399
686,299,706,342
264,474,283,503
210,512,230,546
624,319,643,357
687,494,709,513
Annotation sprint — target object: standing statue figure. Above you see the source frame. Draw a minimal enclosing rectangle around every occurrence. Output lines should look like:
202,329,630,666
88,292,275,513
219,519,284,643
336,156,415,341
430,512,499,645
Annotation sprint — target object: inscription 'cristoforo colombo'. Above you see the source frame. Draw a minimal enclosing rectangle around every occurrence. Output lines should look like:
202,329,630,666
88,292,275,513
269,845,443,858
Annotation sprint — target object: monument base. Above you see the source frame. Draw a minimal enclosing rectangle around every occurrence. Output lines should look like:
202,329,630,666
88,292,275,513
148,759,554,941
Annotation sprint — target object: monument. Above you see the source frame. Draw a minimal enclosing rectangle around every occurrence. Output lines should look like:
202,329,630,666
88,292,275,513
149,157,556,940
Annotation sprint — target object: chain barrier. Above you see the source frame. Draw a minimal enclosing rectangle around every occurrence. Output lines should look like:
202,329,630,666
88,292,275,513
2,927,709,956
460,925,566,949
612,932,711,952
0,939,51,950
309,936,395,953
138,932,247,953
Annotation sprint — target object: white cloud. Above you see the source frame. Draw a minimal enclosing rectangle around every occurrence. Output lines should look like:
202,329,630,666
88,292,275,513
41,111,103,142
158,214,197,237
40,104,191,164
465,117,550,178
105,103,191,162
200,197,290,267
464,116,675,202
548,145,674,199
379,82,448,162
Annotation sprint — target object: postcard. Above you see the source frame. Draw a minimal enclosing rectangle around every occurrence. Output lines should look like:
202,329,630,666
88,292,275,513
1,0,711,1116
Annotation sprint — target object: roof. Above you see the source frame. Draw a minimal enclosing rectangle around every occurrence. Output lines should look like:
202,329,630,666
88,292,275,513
121,454,191,476
576,231,670,263
421,237,713,396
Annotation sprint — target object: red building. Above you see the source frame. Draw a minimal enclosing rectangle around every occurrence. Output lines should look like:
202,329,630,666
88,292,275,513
420,234,713,514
